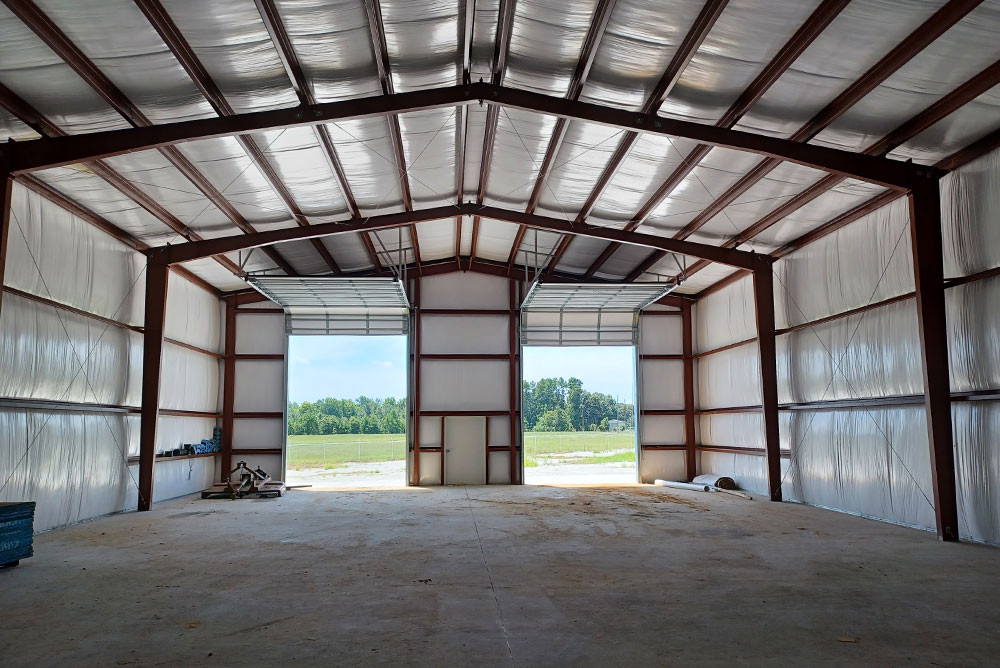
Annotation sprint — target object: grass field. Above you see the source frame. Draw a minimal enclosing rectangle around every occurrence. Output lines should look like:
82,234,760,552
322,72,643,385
287,430,636,471
287,434,406,470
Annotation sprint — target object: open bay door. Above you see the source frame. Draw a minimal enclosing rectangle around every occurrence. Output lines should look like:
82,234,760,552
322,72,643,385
247,276,410,335
520,282,675,346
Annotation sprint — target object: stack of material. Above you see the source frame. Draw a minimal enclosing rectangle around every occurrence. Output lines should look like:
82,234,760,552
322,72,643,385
0,501,35,567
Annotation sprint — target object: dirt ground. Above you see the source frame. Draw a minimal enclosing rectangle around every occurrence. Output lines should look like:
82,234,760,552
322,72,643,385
2,484,999,667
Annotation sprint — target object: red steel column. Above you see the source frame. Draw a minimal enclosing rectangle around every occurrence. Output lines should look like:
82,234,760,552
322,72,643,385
681,301,697,481
138,251,170,511
753,266,782,501
221,295,236,479
412,278,421,485
508,279,519,484
909,181,959,541
0,169,11,323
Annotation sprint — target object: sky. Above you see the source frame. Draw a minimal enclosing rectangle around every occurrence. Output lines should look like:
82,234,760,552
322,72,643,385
522,346,635,402
288,335,635,404
288,335,407,403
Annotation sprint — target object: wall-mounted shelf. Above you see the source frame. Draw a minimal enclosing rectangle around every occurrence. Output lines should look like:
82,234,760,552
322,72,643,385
128,452,220,464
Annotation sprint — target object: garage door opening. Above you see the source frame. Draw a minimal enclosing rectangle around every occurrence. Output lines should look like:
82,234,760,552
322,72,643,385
522,346,637,483
247,276,412,489
286,335,408,487
518,281,674,484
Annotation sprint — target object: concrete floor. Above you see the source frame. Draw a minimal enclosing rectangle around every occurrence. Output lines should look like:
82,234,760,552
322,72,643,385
2,485,998,667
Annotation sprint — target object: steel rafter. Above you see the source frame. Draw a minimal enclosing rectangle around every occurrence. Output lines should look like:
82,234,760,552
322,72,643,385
469,0,516,270
0,81,245,279
539,0,730,277
584,0,850,279
364,0,421,273
505,0,617,273
158,202,772,272
454,0,476,268
134,0,338,274
2,0,302,275
678,55,1000,292
624,0,982,282
8,83,935,190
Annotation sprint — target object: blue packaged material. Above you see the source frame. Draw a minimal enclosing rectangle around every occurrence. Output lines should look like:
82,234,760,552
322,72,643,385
0,501,35,566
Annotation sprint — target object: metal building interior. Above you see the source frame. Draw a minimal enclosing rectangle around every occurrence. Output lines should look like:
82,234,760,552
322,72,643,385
2,0,1000,664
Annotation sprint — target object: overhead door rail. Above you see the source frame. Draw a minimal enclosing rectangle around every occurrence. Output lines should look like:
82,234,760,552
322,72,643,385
247,276,410,336
520,281,675,346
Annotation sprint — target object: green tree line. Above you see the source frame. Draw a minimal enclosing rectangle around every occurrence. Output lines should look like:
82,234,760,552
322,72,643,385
287,396,405,435
523,377,633,432
288,379,632,435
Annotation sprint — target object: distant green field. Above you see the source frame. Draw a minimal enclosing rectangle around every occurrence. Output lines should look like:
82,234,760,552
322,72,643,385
287,430,636,470
287,434,406,470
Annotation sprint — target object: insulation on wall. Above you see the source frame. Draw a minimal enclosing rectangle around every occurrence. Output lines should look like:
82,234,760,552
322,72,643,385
0,183,223,531
692,147,1000,544
415,273,517,485
636,308,686,483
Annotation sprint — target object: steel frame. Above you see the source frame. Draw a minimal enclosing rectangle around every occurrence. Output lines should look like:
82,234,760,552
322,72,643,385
0,1,969,532
625,0,982,282
546,0,731,277
585,0,851,279
3,82,936,191
154,203,773,271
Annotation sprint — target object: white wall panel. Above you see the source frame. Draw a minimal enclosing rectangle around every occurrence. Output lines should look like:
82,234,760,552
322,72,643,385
421,314,509,354
155,415,217,455
165,272,222,352
947,275,1000,393
953,401,1000,545
639,359,684,410
0,409,134,531
418,452,443,485
941,147,1000,279
235,313,284,354
488,451,513,484
773,197,914,330
639,450,686,485
639,314,682,355
6,184,144,326
698,342,761,408
160,345,220,412
783,407,936,531
488,415,511,446
420,272,510,309
776,299,923,403
233,418,285,450
0,293,139,406
420,360,510,412
234,360,285,412
418,416,442,448
694,277,756,353
639,415,684,445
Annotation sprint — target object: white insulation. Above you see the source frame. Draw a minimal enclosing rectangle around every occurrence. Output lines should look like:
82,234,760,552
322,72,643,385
0,184,222,531
1,0,1000,544
694,148,1000,545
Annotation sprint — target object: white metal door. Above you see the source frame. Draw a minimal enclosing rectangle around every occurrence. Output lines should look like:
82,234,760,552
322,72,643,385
444,416,486,484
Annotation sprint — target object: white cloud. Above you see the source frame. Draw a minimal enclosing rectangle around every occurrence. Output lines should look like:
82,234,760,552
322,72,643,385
372,360,393,368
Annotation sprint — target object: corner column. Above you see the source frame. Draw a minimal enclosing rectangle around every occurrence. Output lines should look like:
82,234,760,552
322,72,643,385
0,170,11,323
412,278,421,485
508,279,519,484
752,264,782,501
221,295,236,479
681,301,697,481
138,251,170,511
909,180,959,541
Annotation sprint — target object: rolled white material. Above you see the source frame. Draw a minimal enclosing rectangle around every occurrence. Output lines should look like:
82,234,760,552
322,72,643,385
654,480,712,492
693,474,738,490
